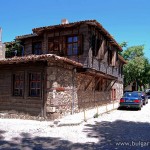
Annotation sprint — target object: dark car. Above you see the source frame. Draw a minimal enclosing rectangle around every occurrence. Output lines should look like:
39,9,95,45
137,91,148,105
145,89,150,99
133,91,148,105
119,91,143,110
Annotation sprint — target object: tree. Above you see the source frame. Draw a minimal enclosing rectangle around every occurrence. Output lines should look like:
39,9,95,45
5,40,23,58
121,44,149,90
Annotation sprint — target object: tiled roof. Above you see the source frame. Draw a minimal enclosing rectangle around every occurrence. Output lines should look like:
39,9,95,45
16,33,38,40
0,54,83,67
16,20,122,51
118,55,127,64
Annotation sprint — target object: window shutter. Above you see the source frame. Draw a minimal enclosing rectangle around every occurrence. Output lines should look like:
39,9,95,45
112,50,116,66
78,34,83,55
91,34,96,56
97,39,105,60
62,36,66,55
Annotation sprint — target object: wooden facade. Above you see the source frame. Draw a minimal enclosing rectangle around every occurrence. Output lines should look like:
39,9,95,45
0,20,126,119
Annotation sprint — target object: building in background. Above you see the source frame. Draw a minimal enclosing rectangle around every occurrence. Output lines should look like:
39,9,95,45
0,28,5,60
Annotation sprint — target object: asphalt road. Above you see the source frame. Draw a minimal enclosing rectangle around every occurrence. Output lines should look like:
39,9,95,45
0,101,150,150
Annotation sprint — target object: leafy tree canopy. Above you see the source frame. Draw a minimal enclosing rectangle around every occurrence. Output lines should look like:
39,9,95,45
5,40,23,58
120,43,150,89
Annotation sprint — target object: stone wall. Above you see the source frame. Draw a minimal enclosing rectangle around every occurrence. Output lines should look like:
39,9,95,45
45,69,122,120
112,81,124,100
46,64,79,119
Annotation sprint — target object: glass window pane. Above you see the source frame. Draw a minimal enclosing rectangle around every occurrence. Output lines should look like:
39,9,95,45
13,73,24,96
68,37,72,43
73,43,78,55
73,36,78,42
37,82,41,88
29,73,41,97
73,49,78,55
31,82,36,88
67,44,72,55
31,89,36,96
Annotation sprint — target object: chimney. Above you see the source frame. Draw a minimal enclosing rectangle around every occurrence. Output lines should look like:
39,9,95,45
61,19,69,25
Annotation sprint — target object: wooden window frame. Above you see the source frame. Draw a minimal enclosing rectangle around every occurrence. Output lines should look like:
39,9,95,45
67,35,79,56
48,37,60,54
29,72,41,97
13,72,24,97
32,42,42,55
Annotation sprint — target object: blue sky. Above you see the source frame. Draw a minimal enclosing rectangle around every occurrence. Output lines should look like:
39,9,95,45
0,0,150,59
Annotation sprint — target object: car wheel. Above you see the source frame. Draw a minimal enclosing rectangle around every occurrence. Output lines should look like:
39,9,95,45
138,107,141,110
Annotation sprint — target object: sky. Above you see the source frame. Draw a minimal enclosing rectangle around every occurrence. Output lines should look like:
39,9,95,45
0,0,150,59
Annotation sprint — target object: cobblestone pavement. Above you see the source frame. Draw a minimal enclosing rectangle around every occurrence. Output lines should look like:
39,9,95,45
0,102,150,150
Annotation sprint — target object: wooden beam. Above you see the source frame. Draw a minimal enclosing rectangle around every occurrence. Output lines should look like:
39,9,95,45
84,77,93,91
92,77,101,91
84,74,97,91
108,80,117,91
104,79,112,91
77,74,87,90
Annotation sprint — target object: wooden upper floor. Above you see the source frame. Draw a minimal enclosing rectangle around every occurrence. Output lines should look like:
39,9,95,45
15,20,126,81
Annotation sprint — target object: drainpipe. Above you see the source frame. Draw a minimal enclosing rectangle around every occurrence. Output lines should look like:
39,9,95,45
71,68,76,114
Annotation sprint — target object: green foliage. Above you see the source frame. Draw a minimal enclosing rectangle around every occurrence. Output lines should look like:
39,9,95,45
121,43,150,89
123,45,144,60
5,40,22,58
119,42,128,48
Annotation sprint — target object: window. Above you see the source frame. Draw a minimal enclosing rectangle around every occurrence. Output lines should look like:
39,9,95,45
67,36,78,55
29,73,41,97
108,49,113,65
32,42,42,55
13,73,24,96
48,37,60,53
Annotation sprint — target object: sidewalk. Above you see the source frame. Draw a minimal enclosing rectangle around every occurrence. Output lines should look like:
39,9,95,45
54,101,119,127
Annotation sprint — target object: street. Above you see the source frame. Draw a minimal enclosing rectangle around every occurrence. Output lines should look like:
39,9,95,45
0,102,150,150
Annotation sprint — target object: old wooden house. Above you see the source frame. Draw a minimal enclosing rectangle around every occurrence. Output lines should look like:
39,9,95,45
0,20,126,119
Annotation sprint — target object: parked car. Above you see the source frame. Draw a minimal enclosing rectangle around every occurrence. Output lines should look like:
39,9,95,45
145,89,150,99
119,91,143,110
133,91,148,105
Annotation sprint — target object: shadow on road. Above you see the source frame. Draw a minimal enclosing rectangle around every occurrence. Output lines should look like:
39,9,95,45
0,120,150,150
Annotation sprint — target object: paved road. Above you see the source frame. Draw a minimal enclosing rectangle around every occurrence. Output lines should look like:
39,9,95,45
0,102,150,150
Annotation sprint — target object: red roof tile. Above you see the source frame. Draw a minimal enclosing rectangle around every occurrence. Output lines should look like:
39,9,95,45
16,20,122,51
0,54,83,67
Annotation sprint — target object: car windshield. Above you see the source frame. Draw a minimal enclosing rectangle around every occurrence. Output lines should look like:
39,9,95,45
124,92,138,97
